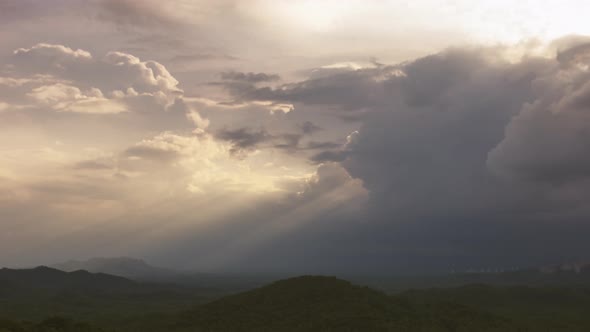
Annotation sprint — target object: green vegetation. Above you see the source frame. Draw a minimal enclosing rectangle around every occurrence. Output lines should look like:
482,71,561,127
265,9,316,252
1,268,590,331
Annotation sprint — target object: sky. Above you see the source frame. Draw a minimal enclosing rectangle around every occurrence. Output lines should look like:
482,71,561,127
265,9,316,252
2,0,590,274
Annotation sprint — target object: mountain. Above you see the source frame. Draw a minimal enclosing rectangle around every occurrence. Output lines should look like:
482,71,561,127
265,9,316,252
0,266,137,293
51,257,175,281
2,272,590,331
157,276,512,332
0,267,207,323
51,257,278,293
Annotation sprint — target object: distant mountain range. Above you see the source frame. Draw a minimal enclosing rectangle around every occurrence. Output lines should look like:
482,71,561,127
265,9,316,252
0,266,209,325
0,265,137,292
2,267,590,331
51,257,273,292
51,257,175,281
48,257,590,293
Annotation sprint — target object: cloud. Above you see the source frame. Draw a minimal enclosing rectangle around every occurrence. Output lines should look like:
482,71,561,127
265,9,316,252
216,127,271,156
6,29,590,273
310,150,348,163
12,43,182,96
2,43,207,132
214,125,311,157
488,42,590,184
170,53,239,63
314,44,590,269
299,121,322,134
305,141,341,150
219,64,403,121
220,71,280,83
97,0,180,27
73,159,114,171
122,132,209,163
27,83,127,114
14,43,92,60
124,144,180,163
297,162,367,203
185,41,590,271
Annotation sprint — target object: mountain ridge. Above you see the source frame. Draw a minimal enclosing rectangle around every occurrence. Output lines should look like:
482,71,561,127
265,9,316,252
51,257,175,280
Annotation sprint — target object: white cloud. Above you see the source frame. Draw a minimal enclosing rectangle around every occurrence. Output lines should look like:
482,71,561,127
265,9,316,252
4,43,208,124
11,43,183,98
27,83,127,114
14,43,92,60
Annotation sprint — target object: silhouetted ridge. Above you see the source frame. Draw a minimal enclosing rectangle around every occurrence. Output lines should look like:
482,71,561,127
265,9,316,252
0,266,137,291
168,275,508,332
51,257,174,280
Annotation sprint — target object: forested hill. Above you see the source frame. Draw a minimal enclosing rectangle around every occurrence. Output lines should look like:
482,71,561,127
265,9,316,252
0,266,137,291
2,270,590,331
151,276,512,332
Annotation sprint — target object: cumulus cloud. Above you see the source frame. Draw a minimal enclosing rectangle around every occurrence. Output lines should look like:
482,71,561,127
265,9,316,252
6,26,590,273
11,43,182,96
297,162,367,203
14,43,92,60
1,43,207,133
488,42,590,184
191,40,590,270
27,83,127,114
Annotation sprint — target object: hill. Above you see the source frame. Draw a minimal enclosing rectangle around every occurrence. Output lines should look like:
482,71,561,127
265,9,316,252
0,266,137,292
0,267,208,324
2,271,590,331
153,276,512,332
401,284,590,331
359,266,590,293
51,257,271,292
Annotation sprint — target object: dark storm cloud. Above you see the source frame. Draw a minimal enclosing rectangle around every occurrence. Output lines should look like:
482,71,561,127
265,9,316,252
305,141,341,150
273,133,302,151
216,127,271,155
310,150,349,163
299,121,323,134
488,42,590,184
215,127,303,155
186,42,590,272
218,65,404,122
330,46,590,269
237,68,387,109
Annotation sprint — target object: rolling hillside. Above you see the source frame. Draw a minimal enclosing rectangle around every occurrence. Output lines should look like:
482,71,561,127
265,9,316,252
1,269,590,331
